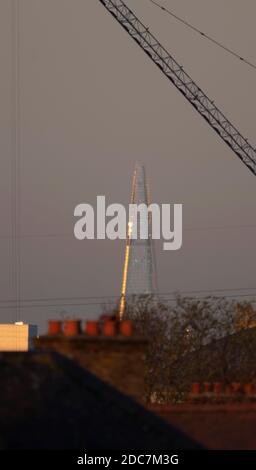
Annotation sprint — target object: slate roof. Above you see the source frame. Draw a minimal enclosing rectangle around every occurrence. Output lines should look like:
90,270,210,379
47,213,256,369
0,351,201,450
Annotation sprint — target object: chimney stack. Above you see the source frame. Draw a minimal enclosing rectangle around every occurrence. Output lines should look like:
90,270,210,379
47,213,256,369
35,316,147,402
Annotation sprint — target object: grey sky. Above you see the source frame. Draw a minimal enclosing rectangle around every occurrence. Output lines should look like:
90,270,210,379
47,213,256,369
0,0,255,332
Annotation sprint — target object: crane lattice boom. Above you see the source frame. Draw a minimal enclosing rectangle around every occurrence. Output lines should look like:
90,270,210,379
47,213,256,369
98,0,256,176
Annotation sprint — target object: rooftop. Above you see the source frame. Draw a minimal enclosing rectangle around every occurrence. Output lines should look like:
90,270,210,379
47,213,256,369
0,351,200,450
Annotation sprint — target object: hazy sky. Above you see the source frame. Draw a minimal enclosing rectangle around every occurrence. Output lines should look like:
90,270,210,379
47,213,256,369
0,0,255,331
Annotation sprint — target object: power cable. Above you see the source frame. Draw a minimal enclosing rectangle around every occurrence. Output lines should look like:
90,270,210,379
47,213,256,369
147,0,256,70
0,292,255,309
1,286,256,304
11,0,21,323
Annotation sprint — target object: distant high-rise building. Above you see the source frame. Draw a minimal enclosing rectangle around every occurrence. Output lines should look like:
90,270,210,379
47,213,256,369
0,323,38,352
120,163,157,317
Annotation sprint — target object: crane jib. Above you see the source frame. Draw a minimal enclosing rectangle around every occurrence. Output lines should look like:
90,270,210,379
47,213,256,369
98,0,256,176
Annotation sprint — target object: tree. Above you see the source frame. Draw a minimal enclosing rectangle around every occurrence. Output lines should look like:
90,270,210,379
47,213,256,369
235,302,256,331
121,295,242,403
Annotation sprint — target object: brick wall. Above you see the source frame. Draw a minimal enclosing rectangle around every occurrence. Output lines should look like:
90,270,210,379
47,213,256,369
35,334,147,402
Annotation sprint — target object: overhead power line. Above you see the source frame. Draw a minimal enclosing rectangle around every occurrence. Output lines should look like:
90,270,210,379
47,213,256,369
0,294,255,310
1,223,256,242
1,286,256,303
11,0,21,323
147,0,256,71
0,288,256,309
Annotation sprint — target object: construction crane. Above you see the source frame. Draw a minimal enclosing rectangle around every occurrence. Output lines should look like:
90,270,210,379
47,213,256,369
98,0,256,176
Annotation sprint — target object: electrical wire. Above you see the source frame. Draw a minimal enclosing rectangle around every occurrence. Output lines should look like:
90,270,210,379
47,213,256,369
11,0,21,323
1,285,256,303
0,288,256,309
0,296,255,309
147,0,256,71
1,222,256,242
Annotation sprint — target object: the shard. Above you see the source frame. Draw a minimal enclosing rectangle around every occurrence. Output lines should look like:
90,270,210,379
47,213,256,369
120,163,158,317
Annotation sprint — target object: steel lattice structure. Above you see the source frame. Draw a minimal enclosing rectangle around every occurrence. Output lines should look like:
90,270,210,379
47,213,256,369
120,163,157,317
98,0,256,176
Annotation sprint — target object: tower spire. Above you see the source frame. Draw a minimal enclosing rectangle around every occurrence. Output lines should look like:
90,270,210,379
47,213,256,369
119,163,157,318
